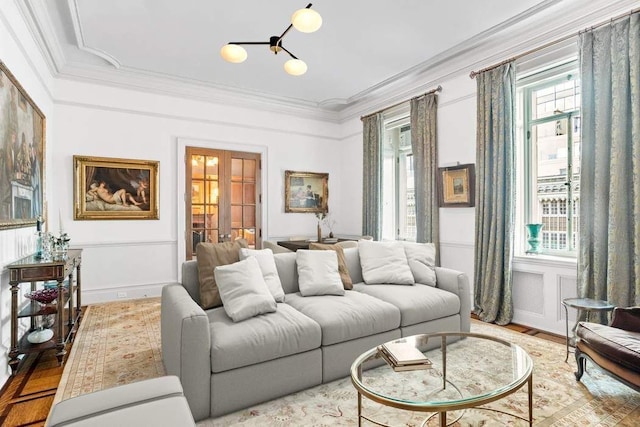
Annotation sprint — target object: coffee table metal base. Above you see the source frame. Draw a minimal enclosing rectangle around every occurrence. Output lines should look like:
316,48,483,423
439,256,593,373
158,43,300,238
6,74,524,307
355,369,532,427
352,333,534,427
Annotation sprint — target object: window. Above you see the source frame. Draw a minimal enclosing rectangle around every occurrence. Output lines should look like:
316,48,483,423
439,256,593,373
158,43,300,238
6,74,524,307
381,115,416,241
518,63,581,256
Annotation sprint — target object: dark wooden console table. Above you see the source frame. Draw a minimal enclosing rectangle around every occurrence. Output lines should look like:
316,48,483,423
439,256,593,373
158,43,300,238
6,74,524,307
277,238,354,252
6,249,82,374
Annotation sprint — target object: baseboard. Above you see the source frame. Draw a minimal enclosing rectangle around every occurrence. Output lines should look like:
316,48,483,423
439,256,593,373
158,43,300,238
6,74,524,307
82,281,174,305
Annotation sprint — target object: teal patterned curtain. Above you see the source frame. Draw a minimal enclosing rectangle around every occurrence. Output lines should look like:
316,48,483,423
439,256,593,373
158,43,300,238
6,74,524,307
362,113,383,240
474,63,516,326
410,94,440,264
578,12,640,318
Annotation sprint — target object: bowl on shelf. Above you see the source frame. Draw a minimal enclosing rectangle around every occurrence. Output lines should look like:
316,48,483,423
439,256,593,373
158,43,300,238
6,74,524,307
25,288,67,305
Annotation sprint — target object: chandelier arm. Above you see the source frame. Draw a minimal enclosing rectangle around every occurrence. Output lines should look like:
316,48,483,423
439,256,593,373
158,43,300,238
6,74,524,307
228,41,271,45
278,45,299,60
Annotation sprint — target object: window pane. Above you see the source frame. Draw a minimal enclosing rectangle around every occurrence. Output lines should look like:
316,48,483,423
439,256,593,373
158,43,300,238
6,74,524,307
521,66,580,256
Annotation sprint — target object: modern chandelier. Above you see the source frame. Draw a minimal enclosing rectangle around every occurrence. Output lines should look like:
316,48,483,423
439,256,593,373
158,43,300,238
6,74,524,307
220,3,322,76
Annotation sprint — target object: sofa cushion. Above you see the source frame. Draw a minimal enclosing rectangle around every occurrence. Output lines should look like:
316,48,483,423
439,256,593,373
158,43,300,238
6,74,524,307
353,283,460,327
402,242,437,286
214,257,277,322
196,240,248,309
309,243,353,289
577,321,640,374
296,250,345,297
285,291,400,346
209,303,321,372
358,240,414,285
239,248,286,302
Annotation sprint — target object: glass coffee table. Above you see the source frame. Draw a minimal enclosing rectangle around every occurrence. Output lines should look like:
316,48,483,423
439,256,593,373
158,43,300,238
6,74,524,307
350,332,533,426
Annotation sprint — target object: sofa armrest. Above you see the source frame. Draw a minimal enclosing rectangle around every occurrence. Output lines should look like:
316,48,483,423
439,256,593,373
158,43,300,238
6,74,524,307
434,267,471,333
610,307,640,333
161,284,211,421
47,376,193,427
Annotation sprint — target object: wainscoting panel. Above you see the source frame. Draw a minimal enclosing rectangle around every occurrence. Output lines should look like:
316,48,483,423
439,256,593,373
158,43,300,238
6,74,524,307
512,257,578,335
513,271,545,315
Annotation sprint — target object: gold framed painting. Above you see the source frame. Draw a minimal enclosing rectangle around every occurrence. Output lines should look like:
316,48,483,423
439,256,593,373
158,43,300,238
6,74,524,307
284,170,328,213
0,60,46,230
74,155,159,220
438,164,475,207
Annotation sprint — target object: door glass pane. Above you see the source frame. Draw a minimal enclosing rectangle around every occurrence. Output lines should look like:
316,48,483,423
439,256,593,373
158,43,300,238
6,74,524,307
243,183,255,204
205,181,219,205
243,159,256,181
206,229,218,244
191,205,204,230
191,155,204,179
191,181,204,204
231,182,243,205
205,156,218,179
231,158,243,181
206,205,218,230
243,207,255,227
231,205,242,228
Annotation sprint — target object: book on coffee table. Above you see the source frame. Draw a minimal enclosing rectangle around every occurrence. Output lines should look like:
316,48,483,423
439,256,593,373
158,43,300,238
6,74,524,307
377,343,432,371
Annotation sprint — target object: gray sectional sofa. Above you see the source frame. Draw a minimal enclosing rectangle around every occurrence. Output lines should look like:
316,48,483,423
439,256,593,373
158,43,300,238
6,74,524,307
161,247,471,421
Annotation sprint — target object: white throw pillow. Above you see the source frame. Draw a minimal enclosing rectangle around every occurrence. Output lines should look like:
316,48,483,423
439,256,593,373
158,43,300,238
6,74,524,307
358,240,415,285
239,248,286,302
296,250,345,297
402,242,437,286
214,257,277,322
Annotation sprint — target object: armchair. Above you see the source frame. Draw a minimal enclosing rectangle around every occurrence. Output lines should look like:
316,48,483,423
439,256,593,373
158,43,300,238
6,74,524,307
575,307,640,391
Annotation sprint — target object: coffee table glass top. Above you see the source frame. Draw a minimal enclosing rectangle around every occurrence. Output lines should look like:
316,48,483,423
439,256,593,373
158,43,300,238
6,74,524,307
351,332,533,411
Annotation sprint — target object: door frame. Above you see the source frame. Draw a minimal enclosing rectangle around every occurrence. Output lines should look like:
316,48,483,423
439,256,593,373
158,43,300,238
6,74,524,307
176,137,268,281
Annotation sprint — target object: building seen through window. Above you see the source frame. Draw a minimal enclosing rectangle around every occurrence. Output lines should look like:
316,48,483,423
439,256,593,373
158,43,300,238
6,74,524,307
518,63,581,256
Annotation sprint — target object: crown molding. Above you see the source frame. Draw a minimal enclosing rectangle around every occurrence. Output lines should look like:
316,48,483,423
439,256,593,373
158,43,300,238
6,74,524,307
67,0,120,68
56,61,341,122
18,0,640,125
15,0,66,75
337,0,640,123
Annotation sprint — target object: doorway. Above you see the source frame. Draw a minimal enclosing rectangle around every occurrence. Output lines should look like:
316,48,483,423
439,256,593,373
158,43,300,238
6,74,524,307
185,147,261,259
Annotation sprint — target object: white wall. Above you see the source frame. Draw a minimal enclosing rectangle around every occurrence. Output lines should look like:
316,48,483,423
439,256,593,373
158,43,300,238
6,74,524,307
0,0,56,386
51,79,343,302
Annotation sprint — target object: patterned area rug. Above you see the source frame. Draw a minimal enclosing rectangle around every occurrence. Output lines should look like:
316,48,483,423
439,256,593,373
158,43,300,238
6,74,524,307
54,298,640,425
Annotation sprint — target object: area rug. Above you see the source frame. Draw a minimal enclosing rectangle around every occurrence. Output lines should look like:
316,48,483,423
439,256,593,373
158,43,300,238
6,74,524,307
54,298,640,425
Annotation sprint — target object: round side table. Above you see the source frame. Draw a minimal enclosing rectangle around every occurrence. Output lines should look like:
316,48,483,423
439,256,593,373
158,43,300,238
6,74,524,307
561,298,615,362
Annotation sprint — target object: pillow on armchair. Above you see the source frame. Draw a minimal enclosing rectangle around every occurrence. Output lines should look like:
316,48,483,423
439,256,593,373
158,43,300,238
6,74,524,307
610,307,640,332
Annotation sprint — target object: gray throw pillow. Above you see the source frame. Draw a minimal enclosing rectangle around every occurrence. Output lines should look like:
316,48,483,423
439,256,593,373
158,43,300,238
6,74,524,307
214,257,277,322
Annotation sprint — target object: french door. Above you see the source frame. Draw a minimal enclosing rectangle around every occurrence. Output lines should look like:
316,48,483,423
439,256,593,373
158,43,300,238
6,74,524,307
185,147,261,259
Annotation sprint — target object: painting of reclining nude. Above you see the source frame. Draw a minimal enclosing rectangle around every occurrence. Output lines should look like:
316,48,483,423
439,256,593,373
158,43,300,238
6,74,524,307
0,60,46,230
73,155,159,220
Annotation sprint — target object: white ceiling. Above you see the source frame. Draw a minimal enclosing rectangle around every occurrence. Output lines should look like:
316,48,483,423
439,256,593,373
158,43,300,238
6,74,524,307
30,0,557,113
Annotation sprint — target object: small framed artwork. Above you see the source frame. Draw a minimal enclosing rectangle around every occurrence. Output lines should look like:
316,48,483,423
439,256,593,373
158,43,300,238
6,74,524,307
74,155,159,220
0,60,46,230
284,170,328,213
438,164,475,207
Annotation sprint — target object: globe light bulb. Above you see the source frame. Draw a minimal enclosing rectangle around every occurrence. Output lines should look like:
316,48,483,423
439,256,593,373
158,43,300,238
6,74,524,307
291,8,322,33
220,44,247,63
284,59,307,76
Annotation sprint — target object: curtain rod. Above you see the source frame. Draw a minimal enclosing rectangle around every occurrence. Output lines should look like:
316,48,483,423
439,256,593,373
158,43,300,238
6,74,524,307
360,85,442,121
469,7,639,79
